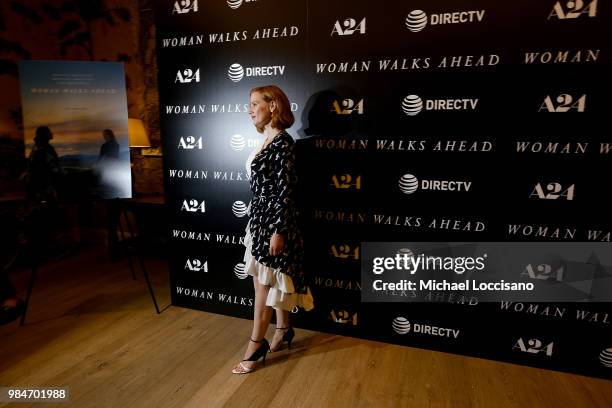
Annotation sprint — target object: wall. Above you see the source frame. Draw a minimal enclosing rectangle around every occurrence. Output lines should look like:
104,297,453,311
155,0,611,379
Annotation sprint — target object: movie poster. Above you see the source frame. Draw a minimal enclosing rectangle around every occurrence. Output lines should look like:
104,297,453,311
19,60,131,199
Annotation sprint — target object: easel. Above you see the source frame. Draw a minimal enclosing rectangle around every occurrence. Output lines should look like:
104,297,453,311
14,198,161,326
114,198,161,314
18,201,57,326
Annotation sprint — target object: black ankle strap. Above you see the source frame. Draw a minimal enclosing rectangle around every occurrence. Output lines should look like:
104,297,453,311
250,338,263,343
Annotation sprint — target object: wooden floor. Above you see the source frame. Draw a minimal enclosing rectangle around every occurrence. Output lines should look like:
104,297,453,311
1,247,611,408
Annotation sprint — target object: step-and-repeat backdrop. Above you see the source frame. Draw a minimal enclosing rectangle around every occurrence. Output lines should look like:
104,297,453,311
153,0,611,379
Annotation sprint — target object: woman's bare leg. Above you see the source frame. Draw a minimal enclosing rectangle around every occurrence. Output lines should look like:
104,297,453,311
270,308,290,351
234,276,273,371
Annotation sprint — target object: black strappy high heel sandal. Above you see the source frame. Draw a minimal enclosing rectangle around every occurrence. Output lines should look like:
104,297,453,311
269,327,295,352
232,338,270,374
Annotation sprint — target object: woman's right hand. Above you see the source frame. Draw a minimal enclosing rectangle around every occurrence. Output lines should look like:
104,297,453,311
269,233,285,256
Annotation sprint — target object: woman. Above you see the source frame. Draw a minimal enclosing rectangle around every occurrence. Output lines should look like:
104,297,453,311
97,129,120,165
26,126,63,203
232,85,314,374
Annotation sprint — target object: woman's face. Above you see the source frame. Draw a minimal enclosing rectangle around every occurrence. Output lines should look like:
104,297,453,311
249,91,274,130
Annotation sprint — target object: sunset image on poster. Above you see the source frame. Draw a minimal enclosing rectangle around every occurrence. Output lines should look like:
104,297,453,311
19,60,131,199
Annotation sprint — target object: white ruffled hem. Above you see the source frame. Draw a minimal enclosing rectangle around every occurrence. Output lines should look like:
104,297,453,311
243,227,314,312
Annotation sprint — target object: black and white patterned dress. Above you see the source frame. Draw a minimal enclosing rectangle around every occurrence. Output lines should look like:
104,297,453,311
243,130,314,311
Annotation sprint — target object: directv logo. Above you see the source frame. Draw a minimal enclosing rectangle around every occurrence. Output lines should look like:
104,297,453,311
402,94,479,115
402,95,423,116
405,10,427,32
230,134,246,151
399,174,419,194
227,62,286,82
228,0,257,9
234,262,248,279
397,248,414,259
392,316,410,334
232,201,248,217
392,316,460,338
228,63,244,82
399,173,472,193
392,317,411,334
601,348,612,368
406,9,486,32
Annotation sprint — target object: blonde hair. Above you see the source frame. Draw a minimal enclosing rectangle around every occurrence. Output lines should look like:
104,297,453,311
250,85,294,133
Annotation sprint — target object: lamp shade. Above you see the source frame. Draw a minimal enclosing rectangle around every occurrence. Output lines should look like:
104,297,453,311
128,118,151,147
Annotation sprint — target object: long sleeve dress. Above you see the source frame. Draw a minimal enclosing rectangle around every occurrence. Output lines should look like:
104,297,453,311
243,130,314,312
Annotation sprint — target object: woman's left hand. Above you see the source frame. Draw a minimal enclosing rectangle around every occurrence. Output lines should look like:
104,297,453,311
269,233,285,256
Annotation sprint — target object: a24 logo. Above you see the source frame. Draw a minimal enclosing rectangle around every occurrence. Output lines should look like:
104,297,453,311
172,0,198,14
185,258,207,272
178,136,203,150
331,174,362,189
331,99,364,115
181,199,206,213
332,18,366,36
539,94,586,112
175,68,200,83
531,182,575,201
548,0,597,19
